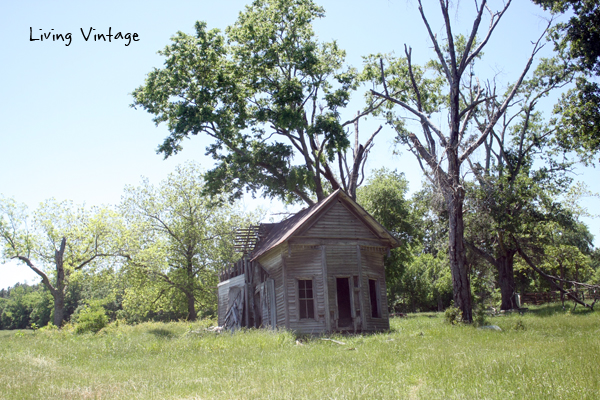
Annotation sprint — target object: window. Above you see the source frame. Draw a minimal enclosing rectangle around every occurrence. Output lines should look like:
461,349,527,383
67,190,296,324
298,279,315,319
369,279,381,318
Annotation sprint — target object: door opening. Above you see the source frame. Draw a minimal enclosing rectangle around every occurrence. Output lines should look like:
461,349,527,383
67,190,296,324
336,278,352,327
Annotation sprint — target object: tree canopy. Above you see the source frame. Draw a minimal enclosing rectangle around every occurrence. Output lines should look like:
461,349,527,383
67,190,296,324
120,163,257,321
131,0,384,205
533,0,600,160
0,198,122,327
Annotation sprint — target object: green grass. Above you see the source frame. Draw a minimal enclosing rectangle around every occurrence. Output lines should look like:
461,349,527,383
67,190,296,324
1,304,599,399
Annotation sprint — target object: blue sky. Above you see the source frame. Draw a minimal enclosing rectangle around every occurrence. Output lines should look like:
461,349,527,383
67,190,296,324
1,0,598,289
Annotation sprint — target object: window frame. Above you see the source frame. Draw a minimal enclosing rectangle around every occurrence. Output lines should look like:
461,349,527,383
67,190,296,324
297,277,316,320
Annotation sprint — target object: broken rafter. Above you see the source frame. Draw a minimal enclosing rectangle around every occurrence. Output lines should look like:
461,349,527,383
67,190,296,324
234,225,261,253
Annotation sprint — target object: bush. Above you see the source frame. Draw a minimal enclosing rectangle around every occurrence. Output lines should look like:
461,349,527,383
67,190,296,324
74,304,108,334
445,305,462,325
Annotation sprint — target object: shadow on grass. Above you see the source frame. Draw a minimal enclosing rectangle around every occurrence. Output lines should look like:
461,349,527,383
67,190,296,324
148,328,176,338
391,312,442,319
523,302,598,317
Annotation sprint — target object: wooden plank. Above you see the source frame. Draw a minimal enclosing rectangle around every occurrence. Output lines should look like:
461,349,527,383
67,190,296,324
244,258,249,328
292,236,386,243
321,245,331,331
356,244,365,330
282,255,290,329
303,202,378,240
268,278,276,328
349,276,356,325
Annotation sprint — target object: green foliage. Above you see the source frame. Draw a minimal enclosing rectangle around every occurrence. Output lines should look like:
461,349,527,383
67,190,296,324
532,0,600,161
356,169,454,312
1,195,124,327
356,168,415,282
73,302,108,334
554,79,600,161
120,162,259,321
390,251,453,313
444,305,462,325
132,0,376,204
0,283,52,330
533,0,600,73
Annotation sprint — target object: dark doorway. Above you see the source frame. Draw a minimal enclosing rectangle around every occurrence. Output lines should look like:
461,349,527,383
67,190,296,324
369,279,381,318
336,278,352,327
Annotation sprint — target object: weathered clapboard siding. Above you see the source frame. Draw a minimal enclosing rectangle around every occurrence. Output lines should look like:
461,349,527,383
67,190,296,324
285,246,327,333
303,201,378,239
217,274,245,326
256,247,285,328
361,249,390,331
325,245,358,329
221,189,398,334
259,247,282,272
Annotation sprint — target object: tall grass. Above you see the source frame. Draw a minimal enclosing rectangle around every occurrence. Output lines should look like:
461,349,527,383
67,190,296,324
1,304,599,399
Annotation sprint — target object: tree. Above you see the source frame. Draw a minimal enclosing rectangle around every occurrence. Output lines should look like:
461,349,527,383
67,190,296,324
0,197,121,327
366,0,548,321
131,0,384,205
120,163,256,321
511,183,598,307
0,283,52,330
356,168,416,290
532,0,600,160
464,57,575,310
357,171,454,313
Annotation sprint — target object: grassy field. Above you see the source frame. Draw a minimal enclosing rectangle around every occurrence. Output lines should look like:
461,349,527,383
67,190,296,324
1,304,599,399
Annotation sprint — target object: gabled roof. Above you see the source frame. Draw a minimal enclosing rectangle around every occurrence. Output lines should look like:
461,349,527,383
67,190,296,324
250,189,400,261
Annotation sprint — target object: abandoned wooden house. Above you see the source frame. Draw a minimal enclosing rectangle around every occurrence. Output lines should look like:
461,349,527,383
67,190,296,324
217,189,400,334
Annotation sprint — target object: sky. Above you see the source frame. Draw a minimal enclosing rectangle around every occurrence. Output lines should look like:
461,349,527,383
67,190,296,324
1,0,598,289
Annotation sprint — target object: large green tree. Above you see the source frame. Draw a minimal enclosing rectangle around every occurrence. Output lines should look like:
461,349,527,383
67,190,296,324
365,0,548,321
132,0,383,205
120,163,256,321
533,0,600,160
0,198,121,327
464,57,575,310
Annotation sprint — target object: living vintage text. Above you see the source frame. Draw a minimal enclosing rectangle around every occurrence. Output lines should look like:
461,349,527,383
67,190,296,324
30,28,140,46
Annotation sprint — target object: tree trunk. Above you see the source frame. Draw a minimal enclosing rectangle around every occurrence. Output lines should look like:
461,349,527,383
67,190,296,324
560,260,565,307
185,258,197,321
497,251,518,310
53,237,67,327
187,293,197,321
445,186,473,322
53,291,65,327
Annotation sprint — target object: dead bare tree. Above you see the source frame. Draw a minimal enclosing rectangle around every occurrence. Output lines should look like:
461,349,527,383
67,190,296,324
338,112,383,200
369,0,548,321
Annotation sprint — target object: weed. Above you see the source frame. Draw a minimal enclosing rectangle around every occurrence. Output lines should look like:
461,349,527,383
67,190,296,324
444,305,462,324
513,319,526,331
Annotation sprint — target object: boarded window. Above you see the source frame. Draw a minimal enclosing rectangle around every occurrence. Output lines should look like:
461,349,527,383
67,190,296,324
298,279,315,319
369,279,381,318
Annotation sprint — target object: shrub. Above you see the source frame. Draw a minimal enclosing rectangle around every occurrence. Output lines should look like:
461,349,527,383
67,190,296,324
74,304,108,334
445,305,462,325
38,323,57,333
